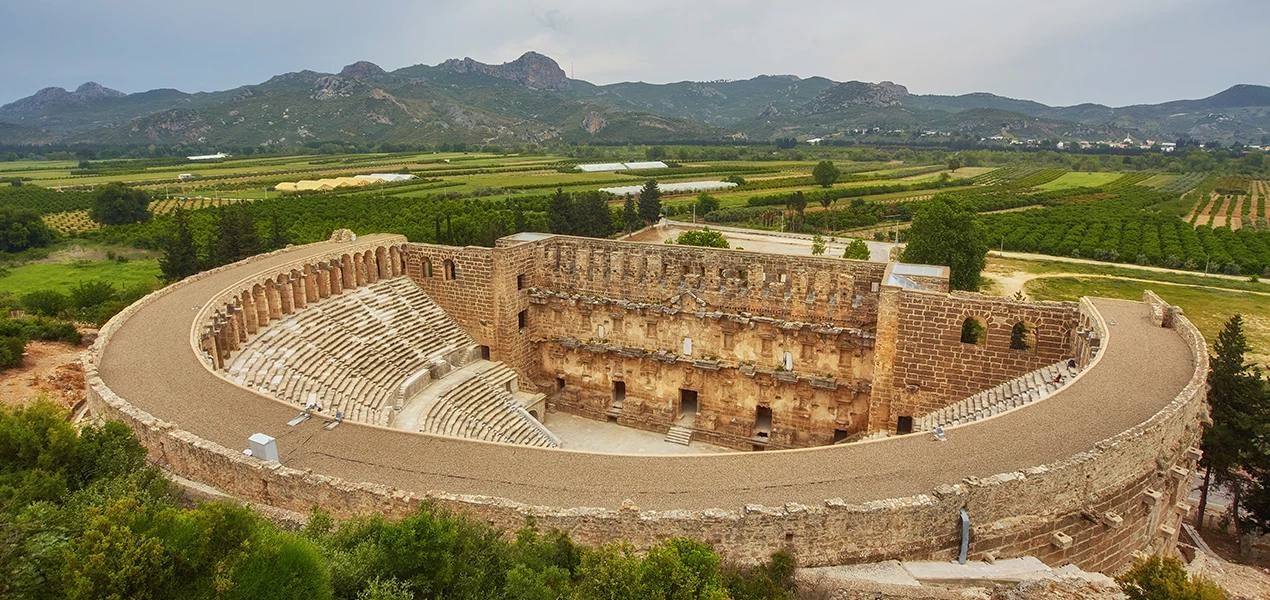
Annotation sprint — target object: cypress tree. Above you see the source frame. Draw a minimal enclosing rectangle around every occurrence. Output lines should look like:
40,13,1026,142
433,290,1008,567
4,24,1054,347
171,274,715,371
158,208,200,281
547,187,574,234
1197,314,1264,531
622,195,640,232
637,180,661,224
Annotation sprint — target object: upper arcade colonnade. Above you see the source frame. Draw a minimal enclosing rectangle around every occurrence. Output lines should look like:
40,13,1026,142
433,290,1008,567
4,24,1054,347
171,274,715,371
90,233,1200,510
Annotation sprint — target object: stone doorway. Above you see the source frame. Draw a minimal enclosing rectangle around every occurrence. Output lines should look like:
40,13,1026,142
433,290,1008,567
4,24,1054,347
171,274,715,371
678,389,699,423
897,415,913,434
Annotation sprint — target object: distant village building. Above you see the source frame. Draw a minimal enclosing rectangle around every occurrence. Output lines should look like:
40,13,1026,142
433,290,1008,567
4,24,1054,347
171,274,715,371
187,152,229,161
177,173,197,181
804,138,823,145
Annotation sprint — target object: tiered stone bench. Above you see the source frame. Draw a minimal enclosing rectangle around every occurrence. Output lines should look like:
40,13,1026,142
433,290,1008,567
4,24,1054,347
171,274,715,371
915,360,1083,431
421,361,559,447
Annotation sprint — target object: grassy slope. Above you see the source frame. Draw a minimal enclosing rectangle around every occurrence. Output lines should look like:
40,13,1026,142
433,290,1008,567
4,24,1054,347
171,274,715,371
1024,276,1270,367
0,259,161,296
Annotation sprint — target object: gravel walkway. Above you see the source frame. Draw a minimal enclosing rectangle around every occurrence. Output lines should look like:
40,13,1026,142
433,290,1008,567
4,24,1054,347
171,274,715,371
97,241,1196,511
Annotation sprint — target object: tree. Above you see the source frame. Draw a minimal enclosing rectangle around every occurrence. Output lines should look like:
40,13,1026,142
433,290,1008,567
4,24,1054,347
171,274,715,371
637,180,661,224
547,188,574,235
575,191,614,238
90,183,151,225
947,157,962,171
901,199,987,291
694,193,720,217
645,146,666,160
211,205,261,266
811,160,840,188
671,228,729,248
268,212,290,250
159,208,200,281
842,239,870,260
1197,314,1265,532
0,207,55,253
621,195,640,233
811,234,826,255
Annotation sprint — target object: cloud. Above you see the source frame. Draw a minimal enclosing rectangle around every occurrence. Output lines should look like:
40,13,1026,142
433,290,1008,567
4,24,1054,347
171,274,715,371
1,0,1267,106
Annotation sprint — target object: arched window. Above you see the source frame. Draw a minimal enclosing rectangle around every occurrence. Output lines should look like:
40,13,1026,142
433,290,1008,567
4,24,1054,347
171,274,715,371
1010,321,1036,351
443,259,457,280
782,351,794,371
960,317,986,345
422,258,434,278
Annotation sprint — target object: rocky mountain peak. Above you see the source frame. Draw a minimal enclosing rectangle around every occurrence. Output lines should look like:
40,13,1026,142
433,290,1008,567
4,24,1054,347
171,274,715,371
439,51,567,90
339,61,385,80
74,81,124,98
806,80,909,113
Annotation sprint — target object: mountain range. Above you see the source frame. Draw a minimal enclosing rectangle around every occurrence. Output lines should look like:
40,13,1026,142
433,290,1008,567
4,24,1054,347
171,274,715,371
2,51,1268,147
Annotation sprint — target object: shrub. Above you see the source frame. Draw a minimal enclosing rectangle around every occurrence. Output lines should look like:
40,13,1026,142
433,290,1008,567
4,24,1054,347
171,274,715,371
672,228,729,248
1116,555,1227,600
20,289,70,317
0,335,23,370
842,239,870,260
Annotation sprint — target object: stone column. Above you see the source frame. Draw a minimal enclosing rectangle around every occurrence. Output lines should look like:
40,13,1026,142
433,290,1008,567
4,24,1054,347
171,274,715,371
355,254,368,287
329,263,343,295
365,251,379,285
241,291,259,335
390,247,402,277
266,282,284,320
341,255,356,289
304,266,319,302
225,306,241,351
291,276,306,310
253,286,270,328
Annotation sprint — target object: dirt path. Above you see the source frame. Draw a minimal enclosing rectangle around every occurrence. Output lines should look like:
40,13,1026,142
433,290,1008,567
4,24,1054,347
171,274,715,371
983,271,1270,301
1212,195,1231,228
0,341,87,411
1232,196,1245,230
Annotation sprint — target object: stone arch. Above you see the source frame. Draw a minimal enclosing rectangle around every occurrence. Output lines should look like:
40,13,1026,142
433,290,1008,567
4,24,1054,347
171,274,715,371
443,258,457,280
960,316,987,345
422,257,434,278
1010,321,1037,351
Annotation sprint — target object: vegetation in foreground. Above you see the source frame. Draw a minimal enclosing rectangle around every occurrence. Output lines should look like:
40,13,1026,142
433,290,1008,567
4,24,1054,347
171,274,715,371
0,400,801,600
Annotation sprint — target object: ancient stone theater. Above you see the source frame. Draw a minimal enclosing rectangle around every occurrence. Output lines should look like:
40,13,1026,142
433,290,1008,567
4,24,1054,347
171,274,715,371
85,229,1208,571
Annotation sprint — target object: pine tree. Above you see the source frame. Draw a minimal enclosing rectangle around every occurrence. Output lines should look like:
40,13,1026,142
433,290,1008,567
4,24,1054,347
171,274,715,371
548,187,574,235
570,192,613,238
1197,314,1264,532
622,195,640,233
637,180,661,224
267,212,289,250
158,208,200,281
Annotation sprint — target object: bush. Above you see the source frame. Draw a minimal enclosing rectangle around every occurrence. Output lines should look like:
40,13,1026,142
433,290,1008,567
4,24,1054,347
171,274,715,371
1116,555,1227,600
20,289,70,317
671,228,730,248
0,335,24,370
0,316,82,344
843,239,870,260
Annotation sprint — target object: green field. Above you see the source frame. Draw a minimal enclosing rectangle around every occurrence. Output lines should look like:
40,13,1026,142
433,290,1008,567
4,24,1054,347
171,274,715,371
0,258,161,296
1034,171,1124,191
1024,276,1270,366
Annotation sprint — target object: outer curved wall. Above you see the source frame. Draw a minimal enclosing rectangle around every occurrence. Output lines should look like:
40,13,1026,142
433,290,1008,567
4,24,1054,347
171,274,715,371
85,240,1207,570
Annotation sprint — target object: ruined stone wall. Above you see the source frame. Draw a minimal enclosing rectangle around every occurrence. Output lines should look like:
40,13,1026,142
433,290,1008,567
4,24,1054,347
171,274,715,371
869,289,1079,432
531,236,889,328
530,290,875,447
404,244,496,346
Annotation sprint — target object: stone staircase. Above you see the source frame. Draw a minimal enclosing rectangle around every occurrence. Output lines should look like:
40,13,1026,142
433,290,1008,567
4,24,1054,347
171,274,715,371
665,424,694,446
915,360,1081,432
604,401,623,420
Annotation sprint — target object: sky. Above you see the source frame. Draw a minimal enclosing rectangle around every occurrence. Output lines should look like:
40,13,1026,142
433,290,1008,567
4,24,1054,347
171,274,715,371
2,0,1268,107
